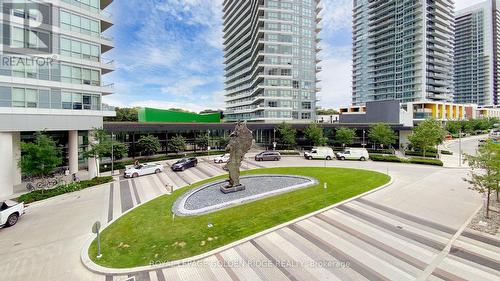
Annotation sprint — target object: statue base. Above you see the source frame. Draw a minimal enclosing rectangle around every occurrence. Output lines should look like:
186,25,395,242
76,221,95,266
220,184,246,194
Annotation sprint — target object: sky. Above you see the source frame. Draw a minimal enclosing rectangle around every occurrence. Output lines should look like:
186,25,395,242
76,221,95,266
102,0,485,112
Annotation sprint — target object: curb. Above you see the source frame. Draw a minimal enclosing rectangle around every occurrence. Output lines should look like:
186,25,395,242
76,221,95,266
81,175,395,275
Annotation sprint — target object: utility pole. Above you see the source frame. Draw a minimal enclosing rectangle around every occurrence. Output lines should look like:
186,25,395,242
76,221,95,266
459,129,462,167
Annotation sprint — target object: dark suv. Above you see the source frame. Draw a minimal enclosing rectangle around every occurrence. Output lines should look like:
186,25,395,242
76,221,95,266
255,151,281,161
171,158,198,171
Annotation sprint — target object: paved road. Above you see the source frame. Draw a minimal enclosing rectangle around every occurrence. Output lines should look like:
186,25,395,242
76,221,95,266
1,156,498,281
439,135,488,168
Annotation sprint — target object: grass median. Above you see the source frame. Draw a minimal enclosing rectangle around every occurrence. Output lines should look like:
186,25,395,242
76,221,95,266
89,167,390,268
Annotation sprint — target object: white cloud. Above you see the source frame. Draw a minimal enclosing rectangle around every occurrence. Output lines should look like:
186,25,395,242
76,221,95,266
455,0,485,10
130,100,221,113
318,44,352,109
320,0,352,36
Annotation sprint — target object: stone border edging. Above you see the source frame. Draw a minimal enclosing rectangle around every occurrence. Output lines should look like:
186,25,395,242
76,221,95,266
81,175,394,275
172,174,318,216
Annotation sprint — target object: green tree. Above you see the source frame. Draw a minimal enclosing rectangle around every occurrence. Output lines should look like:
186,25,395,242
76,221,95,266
218,136,230,149
104,107,138,122
195,134,210,150
304,123,327,146
334,127,356,147
368,123,397,149
169,135,186,154
19,133,62,178
138,135,161,156
317,108,339,115
408,119,446,157
446,121,461,135
464,141,500,218
277,122,297,148
84,129,129,176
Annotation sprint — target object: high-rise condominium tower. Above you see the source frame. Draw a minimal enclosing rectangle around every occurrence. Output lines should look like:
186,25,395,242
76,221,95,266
352,0,455,106
0,0,114,197
223,0,321,122
455,0,499,106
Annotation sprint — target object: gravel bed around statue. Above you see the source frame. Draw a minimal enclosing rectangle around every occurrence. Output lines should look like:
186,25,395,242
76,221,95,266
173,175,318,216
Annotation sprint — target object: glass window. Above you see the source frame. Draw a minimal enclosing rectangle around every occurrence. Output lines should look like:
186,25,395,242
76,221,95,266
71,40,81,57
25,89,38,108
51,90,61,109
61,37,71,56
72,93,82,109
12,27,24,48
72,67,81,84
91,70,100,85
61,92,72,109
61,65,72,83
80,17,91,35
70,13,80,32
39,90,50,108
82,68,91,84
12,88,25,107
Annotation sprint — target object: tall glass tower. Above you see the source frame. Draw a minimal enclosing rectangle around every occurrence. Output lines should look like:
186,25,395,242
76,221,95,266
352,0,455,106
223,0,321,122
455,0,500,106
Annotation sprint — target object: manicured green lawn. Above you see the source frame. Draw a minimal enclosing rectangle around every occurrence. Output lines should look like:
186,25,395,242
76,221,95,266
89,167,390,268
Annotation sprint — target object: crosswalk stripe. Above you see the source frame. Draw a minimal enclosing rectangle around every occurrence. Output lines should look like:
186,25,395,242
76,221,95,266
292,220,412,280
316,213,428,272
357,198,456,235
130,179,141,204
337,205,447,251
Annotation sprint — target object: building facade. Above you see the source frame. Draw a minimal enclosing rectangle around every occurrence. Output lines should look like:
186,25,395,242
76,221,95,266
0,0,115,197
352,0,455,106
454,0,500,106
223,0,321,122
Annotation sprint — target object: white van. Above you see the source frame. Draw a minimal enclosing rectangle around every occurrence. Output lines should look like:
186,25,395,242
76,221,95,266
336,148,369,161
304,147,335,160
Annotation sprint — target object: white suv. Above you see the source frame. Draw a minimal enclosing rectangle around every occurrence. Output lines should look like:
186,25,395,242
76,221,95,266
214,154,230,164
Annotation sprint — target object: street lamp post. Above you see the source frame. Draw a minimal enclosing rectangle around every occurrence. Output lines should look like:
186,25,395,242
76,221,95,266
273,128,276,150
362,130,366,147
207,130,211,157
111,132,114,176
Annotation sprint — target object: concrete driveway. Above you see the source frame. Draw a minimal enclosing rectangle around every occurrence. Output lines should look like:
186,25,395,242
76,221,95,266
1,156,497,281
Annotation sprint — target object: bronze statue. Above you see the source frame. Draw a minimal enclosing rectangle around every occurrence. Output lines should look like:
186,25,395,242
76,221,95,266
221,121,253,193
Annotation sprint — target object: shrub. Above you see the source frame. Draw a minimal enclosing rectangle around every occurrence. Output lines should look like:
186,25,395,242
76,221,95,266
440,150,453,155
405,150,438,158
408,157,443,166
369,154,405,163
367,148,395,155
18,176,114,203
370,155,444,166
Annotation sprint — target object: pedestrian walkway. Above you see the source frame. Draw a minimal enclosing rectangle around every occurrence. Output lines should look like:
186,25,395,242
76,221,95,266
99,195,499,281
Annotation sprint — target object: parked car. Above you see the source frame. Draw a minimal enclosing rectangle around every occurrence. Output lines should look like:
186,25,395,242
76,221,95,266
255,151,281,161
304,147,335,160
214,154,230,164
489,129,500,138
124,163,164,178
1,200,25,228
171,158,198,171
336,148,369,161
